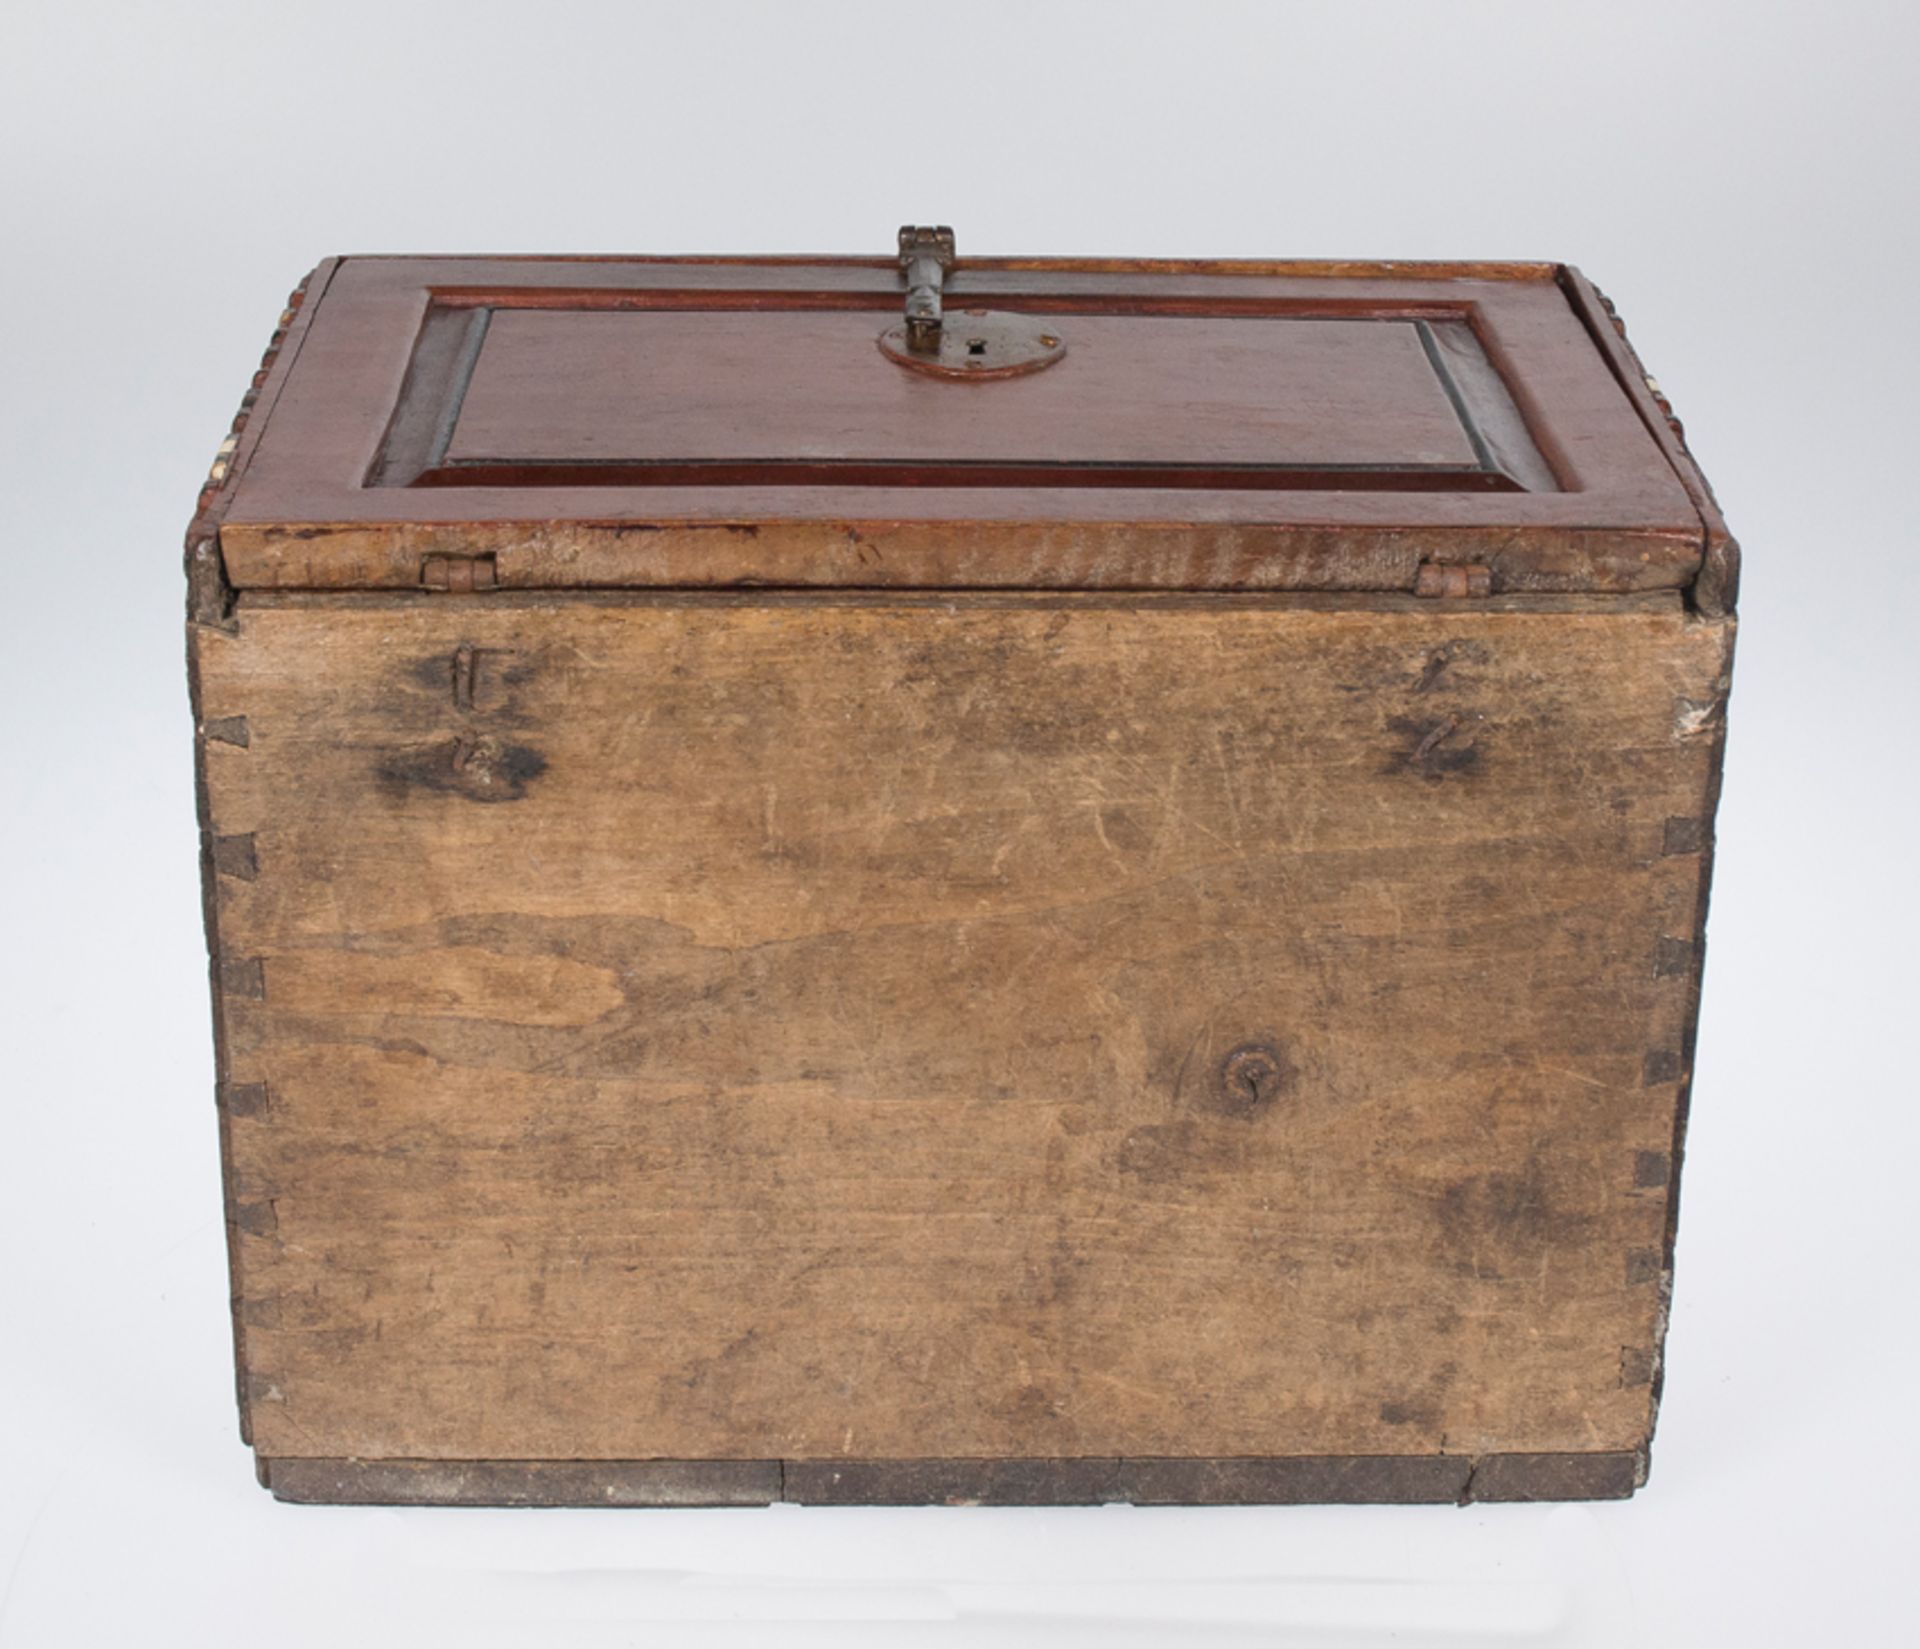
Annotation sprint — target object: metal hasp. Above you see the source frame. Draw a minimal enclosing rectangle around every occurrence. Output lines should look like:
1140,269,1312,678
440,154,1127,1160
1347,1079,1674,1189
881,224,1068,381
898,225,955,354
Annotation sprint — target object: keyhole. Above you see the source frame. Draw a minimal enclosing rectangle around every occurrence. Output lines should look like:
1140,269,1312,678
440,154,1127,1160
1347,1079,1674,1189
967,338,988,355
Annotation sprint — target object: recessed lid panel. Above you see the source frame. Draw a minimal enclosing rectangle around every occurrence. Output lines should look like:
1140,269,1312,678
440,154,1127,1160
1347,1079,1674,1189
217,255,1711,593
424,311,1501,479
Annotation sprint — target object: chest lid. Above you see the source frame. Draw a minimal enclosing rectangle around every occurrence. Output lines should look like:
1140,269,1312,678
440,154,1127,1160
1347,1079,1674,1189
200,231,1733,610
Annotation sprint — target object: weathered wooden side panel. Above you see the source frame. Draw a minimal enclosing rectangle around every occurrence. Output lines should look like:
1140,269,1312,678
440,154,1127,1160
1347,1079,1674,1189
193,594,1730,1469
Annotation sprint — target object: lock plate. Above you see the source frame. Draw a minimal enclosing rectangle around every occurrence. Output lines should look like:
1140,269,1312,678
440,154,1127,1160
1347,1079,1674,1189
878,308,1068,379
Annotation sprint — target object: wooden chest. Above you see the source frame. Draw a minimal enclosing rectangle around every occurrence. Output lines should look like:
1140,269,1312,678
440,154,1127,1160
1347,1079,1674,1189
188,236,1736,1506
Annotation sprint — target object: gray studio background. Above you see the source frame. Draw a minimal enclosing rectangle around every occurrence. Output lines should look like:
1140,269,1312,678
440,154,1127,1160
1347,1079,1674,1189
2,2,1913,1643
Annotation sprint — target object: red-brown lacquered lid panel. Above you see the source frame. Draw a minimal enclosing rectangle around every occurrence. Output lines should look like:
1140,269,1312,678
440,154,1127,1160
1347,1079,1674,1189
215,255,1710,594
444,310,1488,476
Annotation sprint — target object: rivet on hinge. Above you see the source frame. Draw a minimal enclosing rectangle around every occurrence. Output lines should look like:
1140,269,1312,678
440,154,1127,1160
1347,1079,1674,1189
1414,562,1493,598
420,554,498,593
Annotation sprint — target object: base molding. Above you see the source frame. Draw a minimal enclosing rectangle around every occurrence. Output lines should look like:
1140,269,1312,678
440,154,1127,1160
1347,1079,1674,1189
263,1450,1644,1507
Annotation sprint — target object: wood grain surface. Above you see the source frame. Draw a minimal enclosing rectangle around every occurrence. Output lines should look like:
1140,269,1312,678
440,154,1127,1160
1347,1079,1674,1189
194,592,1731,1467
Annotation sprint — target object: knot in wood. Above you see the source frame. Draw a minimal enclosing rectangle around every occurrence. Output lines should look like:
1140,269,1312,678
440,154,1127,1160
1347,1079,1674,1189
1216,1042,1291,1118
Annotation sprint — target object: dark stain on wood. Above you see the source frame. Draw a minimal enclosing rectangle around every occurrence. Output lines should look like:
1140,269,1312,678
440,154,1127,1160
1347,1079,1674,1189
1389,713,1482,779
378,733,547,803
1435,1157,1593,1277
1633,1150,1671,1189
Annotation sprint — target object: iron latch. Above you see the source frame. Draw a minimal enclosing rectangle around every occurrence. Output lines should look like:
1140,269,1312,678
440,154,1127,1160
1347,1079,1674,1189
880,225,1067,380
898,225,955,354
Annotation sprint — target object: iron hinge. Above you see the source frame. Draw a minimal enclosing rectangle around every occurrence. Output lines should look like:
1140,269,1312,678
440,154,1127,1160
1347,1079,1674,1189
420,554,498,593
1414,562,1493,598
